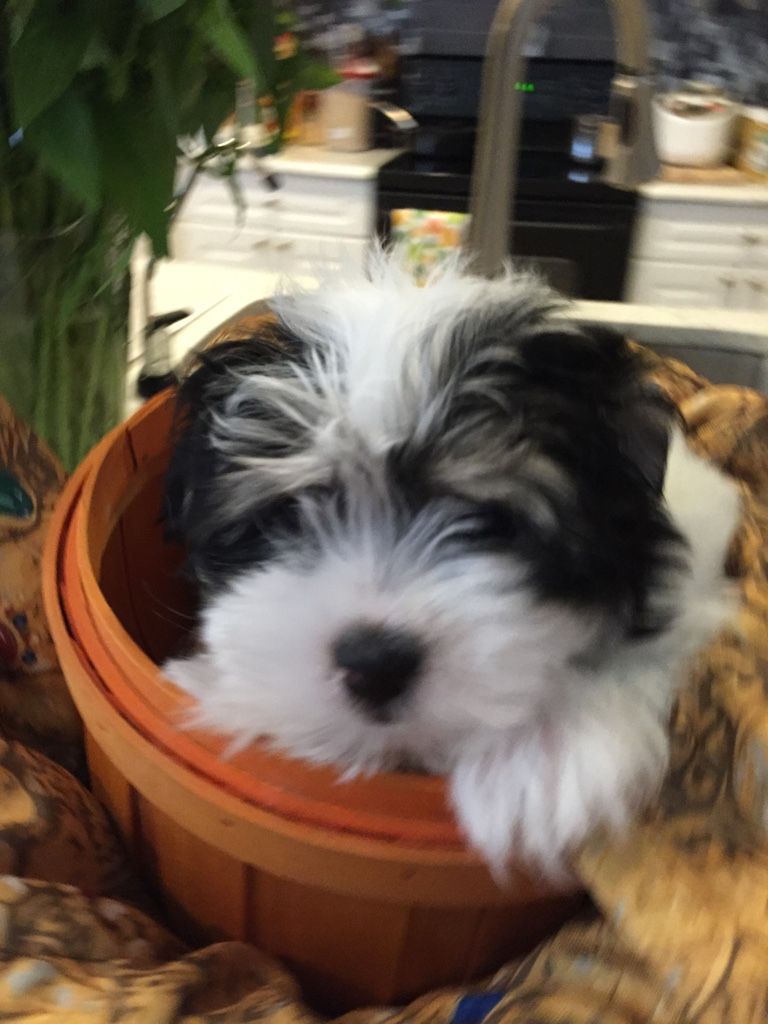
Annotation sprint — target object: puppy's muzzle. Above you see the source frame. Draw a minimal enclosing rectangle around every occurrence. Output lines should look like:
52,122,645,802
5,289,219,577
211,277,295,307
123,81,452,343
333,623,424,722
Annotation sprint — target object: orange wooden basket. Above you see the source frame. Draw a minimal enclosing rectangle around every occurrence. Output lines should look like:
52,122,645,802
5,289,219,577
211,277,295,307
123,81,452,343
42,390,581,1012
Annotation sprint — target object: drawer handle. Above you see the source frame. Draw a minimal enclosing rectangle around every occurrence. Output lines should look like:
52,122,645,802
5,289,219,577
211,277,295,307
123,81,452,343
718,275,736,306
251,238,269,249
748,280,765,292
742,232,761,246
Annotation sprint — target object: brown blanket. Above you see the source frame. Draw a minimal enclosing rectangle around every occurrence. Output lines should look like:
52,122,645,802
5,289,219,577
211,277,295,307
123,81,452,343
0,348,767,1023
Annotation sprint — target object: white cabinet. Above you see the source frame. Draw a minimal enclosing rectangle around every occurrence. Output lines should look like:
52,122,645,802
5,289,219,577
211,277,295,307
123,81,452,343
170,147,398,276
626,258,768,309
626,190,768,310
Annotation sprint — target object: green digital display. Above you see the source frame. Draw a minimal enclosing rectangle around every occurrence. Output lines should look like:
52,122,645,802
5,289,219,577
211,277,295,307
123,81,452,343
514,82,535,92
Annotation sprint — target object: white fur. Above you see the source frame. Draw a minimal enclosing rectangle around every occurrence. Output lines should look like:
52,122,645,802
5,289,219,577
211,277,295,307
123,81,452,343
166,255,740,876
213,254,570,518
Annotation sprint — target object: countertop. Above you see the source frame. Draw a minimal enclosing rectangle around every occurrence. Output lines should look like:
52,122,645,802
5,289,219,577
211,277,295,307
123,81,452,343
127,256,768,415
260,145,403,180
639,180,768,203
212,144,768,202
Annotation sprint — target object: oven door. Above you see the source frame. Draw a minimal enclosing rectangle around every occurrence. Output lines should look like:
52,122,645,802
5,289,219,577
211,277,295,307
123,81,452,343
377,191,637,302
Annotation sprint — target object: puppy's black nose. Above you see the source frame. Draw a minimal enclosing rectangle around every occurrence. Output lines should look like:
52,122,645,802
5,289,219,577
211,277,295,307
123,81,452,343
334,624,424,718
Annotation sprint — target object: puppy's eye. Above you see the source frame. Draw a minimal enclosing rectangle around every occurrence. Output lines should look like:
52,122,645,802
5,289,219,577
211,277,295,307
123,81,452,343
476,501,521,538
453,501,521,544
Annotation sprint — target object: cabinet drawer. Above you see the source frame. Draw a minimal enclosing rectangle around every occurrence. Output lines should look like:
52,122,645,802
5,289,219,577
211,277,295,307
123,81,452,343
269,232,369,274
625,258,753,309
179,169,374,240
739,275,768,309
271,174,374,237
170,221,274,266
179,170,276,229
170,222,369,274
632,199,768,265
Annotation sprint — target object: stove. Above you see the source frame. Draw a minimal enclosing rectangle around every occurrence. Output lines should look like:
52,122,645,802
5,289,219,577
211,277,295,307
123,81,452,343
376,58,639,301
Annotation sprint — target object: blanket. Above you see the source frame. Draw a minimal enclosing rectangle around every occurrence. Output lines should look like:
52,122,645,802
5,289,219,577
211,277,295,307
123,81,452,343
0,345,767,1023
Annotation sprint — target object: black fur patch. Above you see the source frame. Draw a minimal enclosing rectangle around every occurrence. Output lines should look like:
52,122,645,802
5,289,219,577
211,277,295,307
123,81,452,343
163,324,306,589
432,320,683,634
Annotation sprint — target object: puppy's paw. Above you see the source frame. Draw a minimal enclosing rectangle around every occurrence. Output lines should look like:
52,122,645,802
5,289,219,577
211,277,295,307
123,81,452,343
449,690,669,880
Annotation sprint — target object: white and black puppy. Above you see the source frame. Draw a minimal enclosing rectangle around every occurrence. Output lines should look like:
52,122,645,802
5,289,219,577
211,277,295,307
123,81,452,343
164,253,739,876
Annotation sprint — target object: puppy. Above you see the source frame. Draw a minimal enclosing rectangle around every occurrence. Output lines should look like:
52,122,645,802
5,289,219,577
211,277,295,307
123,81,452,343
163,253,739,876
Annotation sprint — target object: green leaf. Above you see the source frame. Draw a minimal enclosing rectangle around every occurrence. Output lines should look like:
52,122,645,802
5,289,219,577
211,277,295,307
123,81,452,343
171,45,207,132
250,0,276,90
104,16,143,102
24,91,101,210
150,46,180,137
80,33,112,70
198,0,258,83
94,98,176,255
192,66,238,141
9,1,95,126
141,0,188,21
293,57,343,92
7,0,37,44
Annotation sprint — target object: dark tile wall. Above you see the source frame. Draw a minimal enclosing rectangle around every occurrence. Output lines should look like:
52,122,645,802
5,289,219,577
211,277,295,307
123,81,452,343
649,0,768,104
295,0,768,105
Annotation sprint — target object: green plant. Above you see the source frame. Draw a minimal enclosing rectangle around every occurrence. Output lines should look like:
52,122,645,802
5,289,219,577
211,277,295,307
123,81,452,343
0,0,333,469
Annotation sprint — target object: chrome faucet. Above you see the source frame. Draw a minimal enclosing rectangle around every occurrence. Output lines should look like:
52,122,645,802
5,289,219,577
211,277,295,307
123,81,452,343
466,0,659,276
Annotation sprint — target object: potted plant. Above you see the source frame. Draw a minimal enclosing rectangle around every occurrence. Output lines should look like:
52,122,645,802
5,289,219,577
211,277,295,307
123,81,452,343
0,0,335,471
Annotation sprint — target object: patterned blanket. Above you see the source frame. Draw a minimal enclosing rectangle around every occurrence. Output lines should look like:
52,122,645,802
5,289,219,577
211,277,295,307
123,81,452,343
0,347,767,1023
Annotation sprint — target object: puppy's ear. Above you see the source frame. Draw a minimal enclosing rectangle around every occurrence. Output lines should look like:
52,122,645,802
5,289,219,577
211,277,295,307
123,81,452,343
611,378,674,496
163,318,303,582
519,323,627,381
587,327,676,497
521,325,674,495
174,318,300,416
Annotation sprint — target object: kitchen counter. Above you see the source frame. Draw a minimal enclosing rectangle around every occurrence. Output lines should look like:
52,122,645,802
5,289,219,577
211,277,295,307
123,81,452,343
127,256,768,417
639,180,768,203
265,145,768,202
260,145,403,180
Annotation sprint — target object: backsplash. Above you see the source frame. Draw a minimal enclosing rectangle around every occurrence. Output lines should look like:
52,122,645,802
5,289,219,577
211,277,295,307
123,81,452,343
295,0,768,104
649,0,768,105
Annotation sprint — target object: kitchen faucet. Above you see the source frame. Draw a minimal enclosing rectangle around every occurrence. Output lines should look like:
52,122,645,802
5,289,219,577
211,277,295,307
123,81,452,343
466,0,659,276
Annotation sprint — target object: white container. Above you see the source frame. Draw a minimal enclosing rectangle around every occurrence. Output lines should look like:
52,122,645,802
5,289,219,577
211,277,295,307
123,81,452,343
653,92,737,168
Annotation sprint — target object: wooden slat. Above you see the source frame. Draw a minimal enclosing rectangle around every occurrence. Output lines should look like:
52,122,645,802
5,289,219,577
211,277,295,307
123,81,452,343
464,894,587,980
115,469,194,664
137,799,247,943
392,905,485,998
97,517,145,650
85,732,140,858
248,872,411,1012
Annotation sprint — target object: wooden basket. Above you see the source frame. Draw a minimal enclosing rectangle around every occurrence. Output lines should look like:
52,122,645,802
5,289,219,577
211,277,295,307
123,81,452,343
42,391,581,1012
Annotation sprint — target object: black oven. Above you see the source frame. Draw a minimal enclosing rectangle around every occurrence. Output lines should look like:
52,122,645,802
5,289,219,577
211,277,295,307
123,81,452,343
376,56,639,302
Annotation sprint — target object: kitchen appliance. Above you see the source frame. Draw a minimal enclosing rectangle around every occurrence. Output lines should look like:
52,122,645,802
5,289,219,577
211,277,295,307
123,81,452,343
377,56,640,300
